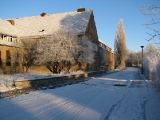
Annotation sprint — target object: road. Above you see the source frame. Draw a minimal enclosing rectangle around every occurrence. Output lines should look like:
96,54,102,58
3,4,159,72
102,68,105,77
0,67,160,120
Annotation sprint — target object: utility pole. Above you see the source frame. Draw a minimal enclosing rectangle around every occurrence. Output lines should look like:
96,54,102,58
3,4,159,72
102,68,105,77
140,46,144,74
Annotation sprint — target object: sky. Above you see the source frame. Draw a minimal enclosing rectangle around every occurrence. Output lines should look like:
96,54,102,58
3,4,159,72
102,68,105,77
0,0,160,52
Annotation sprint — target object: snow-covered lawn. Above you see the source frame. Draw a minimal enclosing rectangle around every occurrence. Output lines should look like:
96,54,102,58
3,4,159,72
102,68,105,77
0,67,160,120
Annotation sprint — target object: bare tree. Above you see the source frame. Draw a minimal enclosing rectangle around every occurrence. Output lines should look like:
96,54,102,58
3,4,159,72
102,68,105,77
114,19,127,69
141,4,160,48
21,39,38,72
34,32,95,73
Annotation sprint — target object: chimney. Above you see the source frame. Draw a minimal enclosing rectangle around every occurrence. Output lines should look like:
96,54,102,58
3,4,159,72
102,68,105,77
77,8,85,12
7,20,15,26
40,12,46,17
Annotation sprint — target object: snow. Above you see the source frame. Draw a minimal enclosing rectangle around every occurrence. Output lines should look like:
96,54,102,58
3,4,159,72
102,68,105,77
0,10,91,38
0,67,160,120
0,18,17,36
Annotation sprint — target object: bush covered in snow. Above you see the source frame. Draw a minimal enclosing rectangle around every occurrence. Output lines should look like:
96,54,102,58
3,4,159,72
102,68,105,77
143,43,160,86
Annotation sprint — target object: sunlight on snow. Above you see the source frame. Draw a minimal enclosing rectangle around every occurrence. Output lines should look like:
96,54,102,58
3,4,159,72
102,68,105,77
11,91,100,119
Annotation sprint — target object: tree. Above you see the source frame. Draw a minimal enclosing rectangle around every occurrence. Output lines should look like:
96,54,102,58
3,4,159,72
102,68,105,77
114,19,127,69
33,32,95,73
126,49,138,67
11,47,24,73
21,39,38,72
141,5,160,85
144,42,157,57
141,4,160,48
143,43,160,83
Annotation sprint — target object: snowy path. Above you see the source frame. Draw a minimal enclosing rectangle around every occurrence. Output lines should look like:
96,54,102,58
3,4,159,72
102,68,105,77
0,67,160,120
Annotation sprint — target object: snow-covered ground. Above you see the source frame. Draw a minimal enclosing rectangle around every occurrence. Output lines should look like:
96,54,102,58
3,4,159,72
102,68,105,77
0,67,160,120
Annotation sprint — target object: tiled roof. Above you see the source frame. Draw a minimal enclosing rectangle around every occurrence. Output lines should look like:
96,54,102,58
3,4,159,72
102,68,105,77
0,10,92,37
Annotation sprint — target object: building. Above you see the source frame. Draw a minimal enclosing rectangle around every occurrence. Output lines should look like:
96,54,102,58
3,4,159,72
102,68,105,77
0,8,101,74
99,40,114,70
0,19,23,74
0,8,114,74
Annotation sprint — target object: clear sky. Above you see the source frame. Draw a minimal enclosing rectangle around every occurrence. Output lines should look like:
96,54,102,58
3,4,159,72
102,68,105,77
0,0,160,52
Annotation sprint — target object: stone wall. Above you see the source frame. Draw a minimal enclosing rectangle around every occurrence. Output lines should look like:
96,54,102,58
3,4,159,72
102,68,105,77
15,70,106,88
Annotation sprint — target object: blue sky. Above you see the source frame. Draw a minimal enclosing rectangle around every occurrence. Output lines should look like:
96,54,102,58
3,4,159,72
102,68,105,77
0,0,160,52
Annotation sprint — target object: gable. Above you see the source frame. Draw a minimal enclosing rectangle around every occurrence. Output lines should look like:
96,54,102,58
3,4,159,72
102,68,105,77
85,11,99,44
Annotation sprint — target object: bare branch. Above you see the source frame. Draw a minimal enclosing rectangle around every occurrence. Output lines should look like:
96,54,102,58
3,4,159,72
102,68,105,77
141,4,160,15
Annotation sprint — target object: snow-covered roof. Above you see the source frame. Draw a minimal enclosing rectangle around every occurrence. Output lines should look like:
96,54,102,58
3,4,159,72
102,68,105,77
0,10,92,38
99,39,104,44
0,18,17,36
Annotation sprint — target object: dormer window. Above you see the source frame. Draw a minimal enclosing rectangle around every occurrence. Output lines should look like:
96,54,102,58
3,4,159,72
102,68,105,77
39,29,44,32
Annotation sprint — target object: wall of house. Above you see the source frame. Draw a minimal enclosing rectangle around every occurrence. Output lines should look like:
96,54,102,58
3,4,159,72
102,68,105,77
107,51,114,70
99,40,115,70
85,12,99,45
0,45,23,74
85,11,100,70
99,47,115,70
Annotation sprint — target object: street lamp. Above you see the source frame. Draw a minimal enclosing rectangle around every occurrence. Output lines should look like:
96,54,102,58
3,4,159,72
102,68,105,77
140,46,144,74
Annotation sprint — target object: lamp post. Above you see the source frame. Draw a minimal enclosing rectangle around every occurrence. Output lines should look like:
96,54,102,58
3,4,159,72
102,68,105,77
140,46,144,74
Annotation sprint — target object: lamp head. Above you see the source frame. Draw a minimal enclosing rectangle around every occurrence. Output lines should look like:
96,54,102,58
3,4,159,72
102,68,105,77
140,46,144,49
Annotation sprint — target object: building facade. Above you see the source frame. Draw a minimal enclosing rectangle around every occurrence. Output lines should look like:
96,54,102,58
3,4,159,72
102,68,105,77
0,8,114,74
99,40,114,70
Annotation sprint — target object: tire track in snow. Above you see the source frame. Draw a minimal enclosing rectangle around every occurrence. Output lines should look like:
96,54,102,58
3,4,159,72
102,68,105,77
141,100,147,120
104,93,127,120
104,68,137,120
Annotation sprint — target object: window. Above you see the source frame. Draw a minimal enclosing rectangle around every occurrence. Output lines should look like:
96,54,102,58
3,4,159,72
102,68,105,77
3,35,7,41
0,51,1,66
6,50,11,66
10,37,12,42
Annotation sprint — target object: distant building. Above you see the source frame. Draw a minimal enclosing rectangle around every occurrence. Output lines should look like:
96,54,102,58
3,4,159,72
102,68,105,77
99,40,114,70
0,8,114,74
